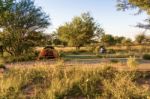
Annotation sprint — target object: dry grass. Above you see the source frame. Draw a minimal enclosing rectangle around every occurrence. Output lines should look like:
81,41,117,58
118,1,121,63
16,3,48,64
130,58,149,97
0,61,150,99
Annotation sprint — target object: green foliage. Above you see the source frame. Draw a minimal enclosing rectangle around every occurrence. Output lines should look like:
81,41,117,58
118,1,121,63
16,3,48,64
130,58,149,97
135,34,145,44
101,34,132,46
117,0,150,31
143,54,150,60
117,0,150,14
121,38,132,46
0,58,5,69
0,0,50,56
101,34,115,46
4,53,37,63
107,49,116,54
0,0,14,13
0,64,5,69
58,51,66,57
114,36,126,45
110,59,119,63
57,12,104,49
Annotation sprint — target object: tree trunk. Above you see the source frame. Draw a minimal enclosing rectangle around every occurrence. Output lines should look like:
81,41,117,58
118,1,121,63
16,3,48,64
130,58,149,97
76,46,80,51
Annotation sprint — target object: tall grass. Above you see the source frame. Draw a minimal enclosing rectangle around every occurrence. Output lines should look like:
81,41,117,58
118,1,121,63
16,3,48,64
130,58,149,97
0,64,150,99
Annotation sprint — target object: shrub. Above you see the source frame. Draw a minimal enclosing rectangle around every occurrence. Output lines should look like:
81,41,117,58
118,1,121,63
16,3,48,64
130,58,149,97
59,51,66,57
94,46,100,55
110,59,119,63
143,54,150,60
86,45,97,53
0,64,6,69
34,51,40,57
5,53,36,63
0,58,6,69
107,49,116,54
127,57,138,70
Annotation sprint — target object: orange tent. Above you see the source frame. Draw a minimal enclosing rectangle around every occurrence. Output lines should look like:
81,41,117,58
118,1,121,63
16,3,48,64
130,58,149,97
37,46,59,60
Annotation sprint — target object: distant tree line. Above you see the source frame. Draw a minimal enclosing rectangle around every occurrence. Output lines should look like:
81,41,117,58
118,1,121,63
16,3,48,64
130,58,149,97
0,0,150,57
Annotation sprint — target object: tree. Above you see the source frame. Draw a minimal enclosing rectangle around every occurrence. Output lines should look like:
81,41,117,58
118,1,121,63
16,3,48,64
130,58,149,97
0,0,14,13
135,34,145,44
57,12,104,50
114,36,126,45
121,38,132,46
117,0,150,31
101,34,116,46
136,18,150,30
117,0,150,14
0,0,50,56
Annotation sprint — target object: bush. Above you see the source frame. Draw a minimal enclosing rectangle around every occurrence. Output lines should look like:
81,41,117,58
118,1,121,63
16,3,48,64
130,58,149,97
5,53,37,63
34,51,40,57
87,45,95,51
127,57,138,70
0,64,6,69
107,49,116,54
143,54,150,60
0,58,6,69
110,59,119,63
59,51,66,57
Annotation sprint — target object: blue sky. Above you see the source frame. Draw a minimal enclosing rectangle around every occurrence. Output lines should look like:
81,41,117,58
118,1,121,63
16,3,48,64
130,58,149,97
35,0,148,39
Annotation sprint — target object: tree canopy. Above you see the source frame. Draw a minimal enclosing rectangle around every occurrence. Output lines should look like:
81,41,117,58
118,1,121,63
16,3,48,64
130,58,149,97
101,34,116,46
117,0,150,31
57,12,104,49
117,0,150,14
0,0,14,13
135,34,146,44
0,0,50,56
100,34,132,46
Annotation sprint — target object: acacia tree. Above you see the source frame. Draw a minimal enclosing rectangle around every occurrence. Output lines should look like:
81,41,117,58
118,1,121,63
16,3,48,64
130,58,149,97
57,12,104,50
117,0,150,14
0,0,50,56
114,36,126,45
0,0,14,13
101,34,116,46
135,34,145,44
117,0,150,31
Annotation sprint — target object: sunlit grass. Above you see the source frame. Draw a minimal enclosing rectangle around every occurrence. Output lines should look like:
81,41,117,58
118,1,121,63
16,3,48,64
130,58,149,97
0,62,150,99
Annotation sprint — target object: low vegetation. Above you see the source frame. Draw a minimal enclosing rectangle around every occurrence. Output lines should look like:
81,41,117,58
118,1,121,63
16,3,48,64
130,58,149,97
143,54,150,60
0,63,150,99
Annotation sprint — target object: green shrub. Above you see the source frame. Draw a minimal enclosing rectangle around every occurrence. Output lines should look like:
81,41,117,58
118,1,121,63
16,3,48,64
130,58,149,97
10,54,36,62
107,49,116,54
34,51,40,57
143,54,150,60
59,51,66,57
0,58,6,69
71,51,80,55
0,64,6,69
110,59,119,63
